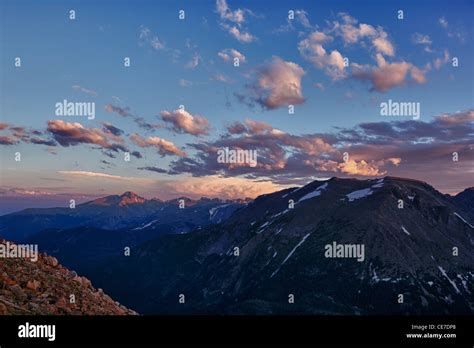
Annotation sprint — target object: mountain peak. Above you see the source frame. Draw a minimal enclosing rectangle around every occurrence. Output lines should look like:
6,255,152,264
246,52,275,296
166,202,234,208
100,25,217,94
121,191,139,197
453,187,474,215
118,191,145,206
457,187,474,195
85,191,146,207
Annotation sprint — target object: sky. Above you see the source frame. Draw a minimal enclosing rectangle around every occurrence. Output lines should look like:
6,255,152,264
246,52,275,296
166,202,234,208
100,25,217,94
0,0,473,214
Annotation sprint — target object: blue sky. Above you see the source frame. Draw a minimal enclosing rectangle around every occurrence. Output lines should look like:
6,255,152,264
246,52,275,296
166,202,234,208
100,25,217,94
1,0,473,213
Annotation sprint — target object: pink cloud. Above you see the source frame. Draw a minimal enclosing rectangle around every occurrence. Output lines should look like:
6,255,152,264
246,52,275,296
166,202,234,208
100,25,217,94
130,133,186,157
160,109,210,136
47,121,106,145
104,103,160,130
164,176,287,200
352,54,426,92
338,158,401,176
435,110,474,125
47,120,125,151
0,135,18,145
332,13,395,56
433,50,450,70
253,56,306,109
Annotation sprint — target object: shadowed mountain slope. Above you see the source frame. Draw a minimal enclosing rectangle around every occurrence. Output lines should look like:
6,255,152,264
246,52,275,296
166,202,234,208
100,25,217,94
88,177,473,315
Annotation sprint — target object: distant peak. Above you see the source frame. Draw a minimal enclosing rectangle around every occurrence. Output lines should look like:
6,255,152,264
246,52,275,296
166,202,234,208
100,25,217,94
455,187,474,198
120,191,140,198
86,192,146,206
118,192,145,206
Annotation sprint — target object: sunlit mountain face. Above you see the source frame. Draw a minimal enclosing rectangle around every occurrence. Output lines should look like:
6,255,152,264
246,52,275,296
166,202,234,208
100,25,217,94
0,0,472,316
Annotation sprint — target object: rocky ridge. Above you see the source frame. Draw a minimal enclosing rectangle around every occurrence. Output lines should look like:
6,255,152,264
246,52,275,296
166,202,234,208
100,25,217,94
0,239,136,315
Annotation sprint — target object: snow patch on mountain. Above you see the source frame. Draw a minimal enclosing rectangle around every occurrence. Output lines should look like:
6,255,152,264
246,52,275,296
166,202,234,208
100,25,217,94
438,266,461,294
346,188,373,202
275,227,284,235
371,178,384,188
371,269,391,283
457,274,470,293
282,187,301,198
298,183,329,203
270,209,290,219
271,232,312,278
372,269,380,282
257,221,272,234
401,226,411,235
133,219,159,230
454,212,474,228
209,204,232,223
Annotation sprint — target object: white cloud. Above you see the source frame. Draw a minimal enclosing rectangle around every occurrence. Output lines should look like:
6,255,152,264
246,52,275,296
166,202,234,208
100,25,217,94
433,50,450,70
227,25,256,43
178,79,193,87
294,10,312,29
216,0,245,24
212,74,231,83
412,32,432,45
160,109,210,136
58,171,134,180
439,17,448,29
273,9,313,33
372,29,395,56
218,48,246,63
185,53,200,69
72,85,97,96
331,14,395,57
130,134,186,157
139,25,166,50
150,37,165,50
313,82,325,91
216,0,256,43
298,35,346,80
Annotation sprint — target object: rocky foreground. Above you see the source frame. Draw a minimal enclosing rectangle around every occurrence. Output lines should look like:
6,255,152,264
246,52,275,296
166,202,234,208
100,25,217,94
0,239,136,315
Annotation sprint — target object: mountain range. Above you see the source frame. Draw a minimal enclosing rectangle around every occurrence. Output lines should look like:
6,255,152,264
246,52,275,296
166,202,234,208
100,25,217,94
0,192,246,241
0,177,473,315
